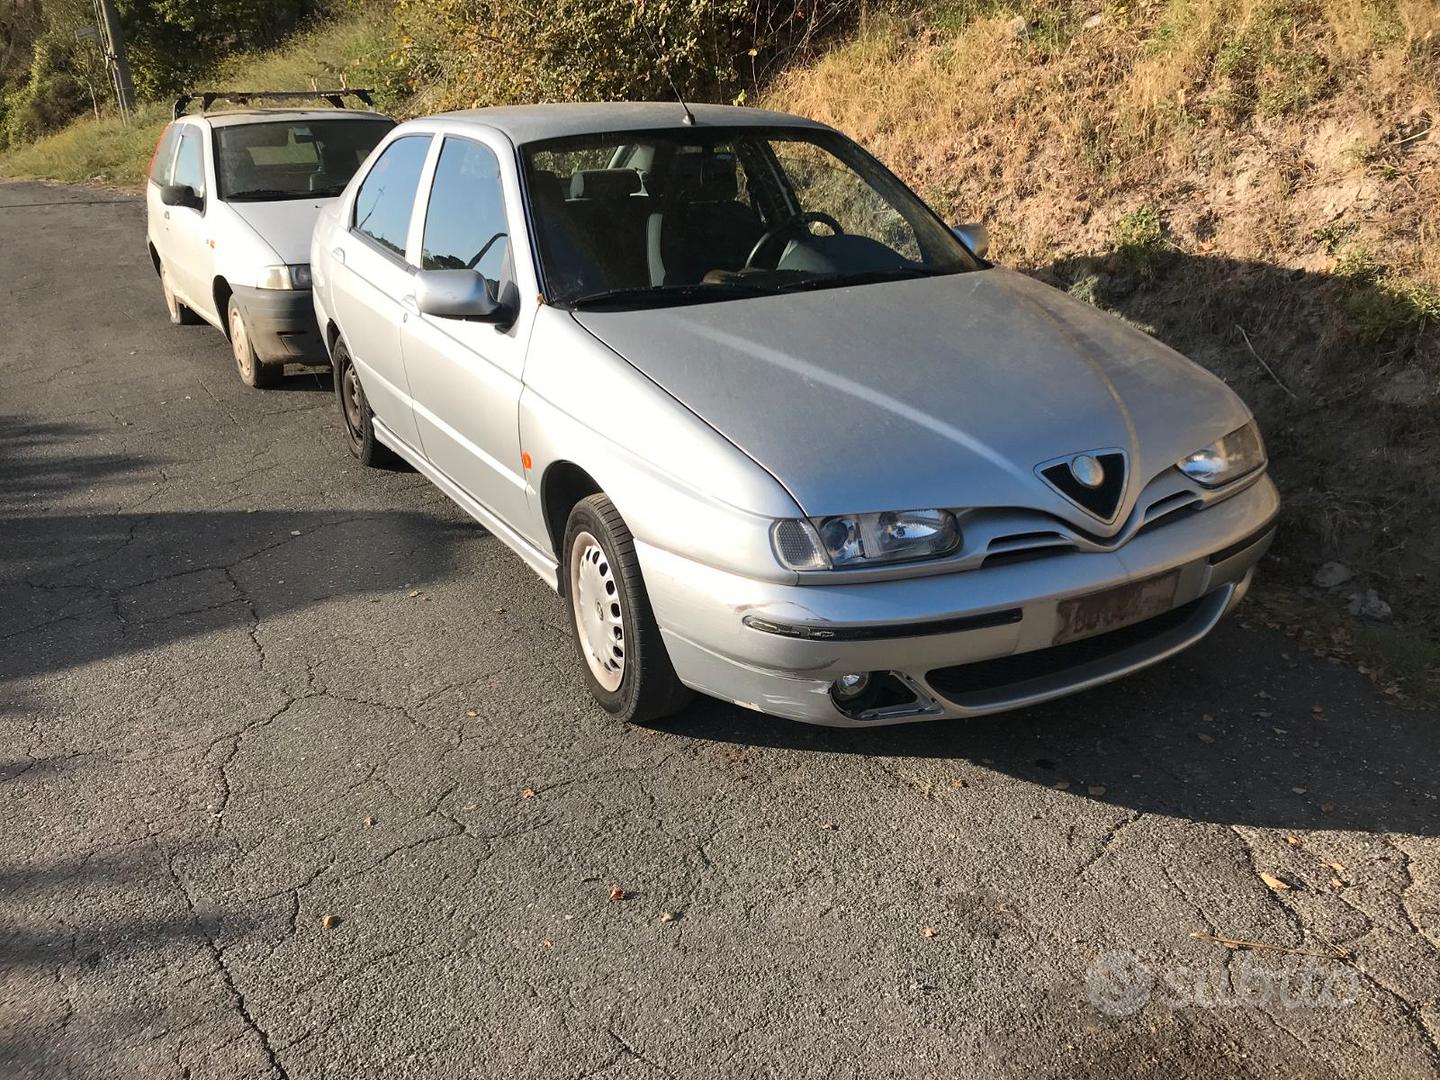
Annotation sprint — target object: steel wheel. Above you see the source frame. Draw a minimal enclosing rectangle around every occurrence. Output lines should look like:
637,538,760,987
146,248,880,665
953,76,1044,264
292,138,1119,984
161,266,181,323
341,361,366,445
228,297,279,388
569,530,625,691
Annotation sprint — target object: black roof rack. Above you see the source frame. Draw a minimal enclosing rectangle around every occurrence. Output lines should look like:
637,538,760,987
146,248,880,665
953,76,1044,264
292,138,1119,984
172,88,376,120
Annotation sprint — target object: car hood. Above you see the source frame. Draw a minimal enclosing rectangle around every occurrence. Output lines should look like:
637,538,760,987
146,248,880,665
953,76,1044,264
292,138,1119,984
572,268,1251,530
226,197,333,264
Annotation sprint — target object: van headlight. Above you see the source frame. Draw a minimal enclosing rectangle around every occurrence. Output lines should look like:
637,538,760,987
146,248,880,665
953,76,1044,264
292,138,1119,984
771,509,962,570
1178,421,1266,487
257,264,311,290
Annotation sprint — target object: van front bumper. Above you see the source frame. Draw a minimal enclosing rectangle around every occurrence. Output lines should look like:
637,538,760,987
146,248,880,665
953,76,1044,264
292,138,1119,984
230,285,328,365
639,474,1279,727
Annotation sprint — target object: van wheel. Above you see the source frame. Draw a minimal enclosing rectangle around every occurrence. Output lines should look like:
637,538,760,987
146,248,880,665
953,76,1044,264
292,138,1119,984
160,264,202,325
333,340,395,467
228,298,281,388
564,494,692,723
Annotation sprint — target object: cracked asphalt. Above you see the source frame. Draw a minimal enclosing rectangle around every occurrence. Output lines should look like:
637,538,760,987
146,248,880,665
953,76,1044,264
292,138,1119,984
2,180,1438,1079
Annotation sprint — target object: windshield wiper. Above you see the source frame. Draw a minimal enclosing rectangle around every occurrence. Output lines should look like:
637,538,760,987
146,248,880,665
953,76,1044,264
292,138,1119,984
775,266,946,293
568,282,768,310
223,188,313,202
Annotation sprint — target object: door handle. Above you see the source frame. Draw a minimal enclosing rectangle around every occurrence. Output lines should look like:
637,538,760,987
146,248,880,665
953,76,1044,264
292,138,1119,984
332,247,346,265
401,294,419,313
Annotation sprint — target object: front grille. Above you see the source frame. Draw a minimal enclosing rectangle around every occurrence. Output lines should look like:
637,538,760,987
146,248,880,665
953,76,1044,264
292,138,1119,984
926,596,1205,699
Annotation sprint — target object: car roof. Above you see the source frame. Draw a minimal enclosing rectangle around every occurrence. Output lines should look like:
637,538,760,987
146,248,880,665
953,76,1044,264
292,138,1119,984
187,110,393,128
422,101,828,144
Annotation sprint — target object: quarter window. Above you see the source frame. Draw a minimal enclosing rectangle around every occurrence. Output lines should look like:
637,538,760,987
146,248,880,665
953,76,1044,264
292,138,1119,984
150,125,181,186
421,138,512,294
352,135,431,258
173,127,206,198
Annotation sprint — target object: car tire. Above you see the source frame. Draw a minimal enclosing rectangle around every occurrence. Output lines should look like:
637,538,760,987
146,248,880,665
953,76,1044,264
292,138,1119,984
160,263,202,325
563,494,693,723
228,297,281,388
333,339,395,467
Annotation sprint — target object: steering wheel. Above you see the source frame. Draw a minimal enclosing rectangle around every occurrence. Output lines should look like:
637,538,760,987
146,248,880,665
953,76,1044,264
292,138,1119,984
743,211,844,270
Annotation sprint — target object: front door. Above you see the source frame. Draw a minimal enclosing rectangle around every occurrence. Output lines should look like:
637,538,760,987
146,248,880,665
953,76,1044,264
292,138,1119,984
400,134,534,532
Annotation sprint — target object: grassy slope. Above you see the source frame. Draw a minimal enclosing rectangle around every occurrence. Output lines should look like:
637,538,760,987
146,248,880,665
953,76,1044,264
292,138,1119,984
0,15,393,188
768,0,1440,694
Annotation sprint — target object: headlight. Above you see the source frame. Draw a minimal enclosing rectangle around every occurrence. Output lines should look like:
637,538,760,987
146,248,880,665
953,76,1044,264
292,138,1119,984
257,264,311,290
1178,421,1266,487
770,509,962,571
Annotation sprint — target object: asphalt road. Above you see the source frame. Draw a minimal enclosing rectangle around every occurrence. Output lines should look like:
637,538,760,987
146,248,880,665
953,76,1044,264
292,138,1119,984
2,181,1437,1080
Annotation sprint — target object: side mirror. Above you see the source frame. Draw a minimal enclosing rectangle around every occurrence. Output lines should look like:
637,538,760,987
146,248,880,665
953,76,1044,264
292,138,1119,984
952,222,989,260
160,184,203,211
415,269,515,327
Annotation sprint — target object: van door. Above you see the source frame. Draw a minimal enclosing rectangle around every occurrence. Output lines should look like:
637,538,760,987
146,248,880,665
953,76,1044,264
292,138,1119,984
400,134,535,534
166,126,215,323
327,133,432,454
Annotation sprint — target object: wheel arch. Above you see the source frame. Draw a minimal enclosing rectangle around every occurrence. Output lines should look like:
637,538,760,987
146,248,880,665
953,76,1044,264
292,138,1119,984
147,243,162,277
541,461,603,595
212,277,233,338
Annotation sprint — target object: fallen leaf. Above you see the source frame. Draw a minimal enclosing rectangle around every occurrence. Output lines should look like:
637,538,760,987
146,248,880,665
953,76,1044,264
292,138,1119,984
1197,732,1215,744
465,709,478,718
1272,727,1288,735
659,911,676,923
1087,785,1107,797
1202,713,1214,723
1328,861,1345,872
289,529,302,537
1052,780,1070,790
921,926,938,939
608,885,626,902
522,787,536,799
1285,835,1300,845
363,816,375,827
1291,787,1308,795
1330,877,1344,888
1258,872,1292,892
321,914,341,929
819,821,836,830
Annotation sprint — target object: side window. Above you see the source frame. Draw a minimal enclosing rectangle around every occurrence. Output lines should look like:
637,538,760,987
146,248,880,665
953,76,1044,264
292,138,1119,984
352,135,431,258
421,138,512,293
150,125,181,186
173,127,206,198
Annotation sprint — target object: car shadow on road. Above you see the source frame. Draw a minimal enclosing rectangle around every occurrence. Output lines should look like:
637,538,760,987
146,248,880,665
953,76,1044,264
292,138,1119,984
654,617,1439,837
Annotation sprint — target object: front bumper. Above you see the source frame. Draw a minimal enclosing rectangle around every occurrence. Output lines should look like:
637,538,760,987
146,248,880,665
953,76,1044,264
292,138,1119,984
230,285,328,365
640,474,1279,726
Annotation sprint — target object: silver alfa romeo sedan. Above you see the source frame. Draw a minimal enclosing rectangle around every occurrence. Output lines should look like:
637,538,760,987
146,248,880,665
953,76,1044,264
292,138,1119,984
310,102,1278,727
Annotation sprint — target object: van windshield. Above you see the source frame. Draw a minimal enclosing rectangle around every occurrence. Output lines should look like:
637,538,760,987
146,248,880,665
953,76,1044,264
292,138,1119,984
521,126,981,309
215,118,394,201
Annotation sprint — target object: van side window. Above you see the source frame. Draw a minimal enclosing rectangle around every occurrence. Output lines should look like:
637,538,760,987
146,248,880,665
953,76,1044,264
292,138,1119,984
421,138,512,294
352,135,431,258
173,127,206,198
150,125,181,186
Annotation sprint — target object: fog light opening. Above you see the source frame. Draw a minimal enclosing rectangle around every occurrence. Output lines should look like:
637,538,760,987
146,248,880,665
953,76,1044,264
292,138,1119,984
830,671,933,720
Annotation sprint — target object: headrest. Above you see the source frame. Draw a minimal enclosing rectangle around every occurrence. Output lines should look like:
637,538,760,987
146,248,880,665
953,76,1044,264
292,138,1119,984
529,169,565,205
668,151,738,202
568,168,642,200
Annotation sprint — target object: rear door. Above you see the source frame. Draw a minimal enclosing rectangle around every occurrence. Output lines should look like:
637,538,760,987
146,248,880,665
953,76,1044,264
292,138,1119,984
166,124,215,320
328,133,432,453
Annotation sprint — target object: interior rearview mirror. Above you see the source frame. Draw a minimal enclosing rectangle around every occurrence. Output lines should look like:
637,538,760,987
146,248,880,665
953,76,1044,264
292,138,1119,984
952,222,990,260
415,269,514,327
160,184,202,211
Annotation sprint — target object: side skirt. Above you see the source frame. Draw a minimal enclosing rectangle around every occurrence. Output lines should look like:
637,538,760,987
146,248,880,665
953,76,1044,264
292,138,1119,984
372,416,560,592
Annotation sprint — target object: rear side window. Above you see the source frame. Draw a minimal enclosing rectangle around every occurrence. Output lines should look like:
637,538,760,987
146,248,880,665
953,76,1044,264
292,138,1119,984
150,125,181,185
173,127,206,198
352,135,431,258
421,138,512,294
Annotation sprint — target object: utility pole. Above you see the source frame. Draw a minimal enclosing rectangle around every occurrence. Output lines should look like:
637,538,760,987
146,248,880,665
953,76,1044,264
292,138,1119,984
92,0,136,121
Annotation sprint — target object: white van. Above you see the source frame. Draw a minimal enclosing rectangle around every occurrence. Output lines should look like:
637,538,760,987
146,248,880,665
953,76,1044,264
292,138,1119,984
145,92,393,387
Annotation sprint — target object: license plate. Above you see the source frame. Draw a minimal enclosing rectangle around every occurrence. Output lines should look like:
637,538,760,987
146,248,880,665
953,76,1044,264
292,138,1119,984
1053,571,1180,646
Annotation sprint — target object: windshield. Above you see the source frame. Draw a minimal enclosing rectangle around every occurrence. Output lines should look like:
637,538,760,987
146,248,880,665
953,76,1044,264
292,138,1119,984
521,126,980,308
215,118,395,201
